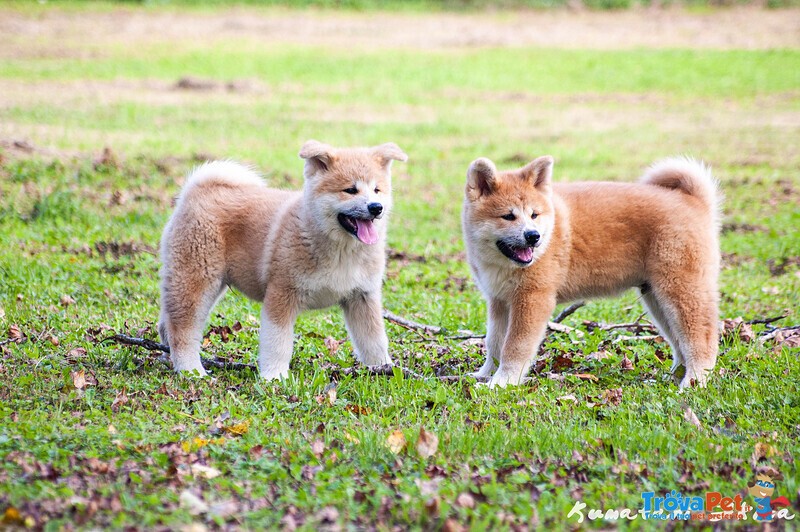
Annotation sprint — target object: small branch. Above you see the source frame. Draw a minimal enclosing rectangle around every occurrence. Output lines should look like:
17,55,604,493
553,301,585,324
746,314,786,326
104,334,255,372
758,325,800,345
382,310,443,335
613,334,662,343
107,333,170,353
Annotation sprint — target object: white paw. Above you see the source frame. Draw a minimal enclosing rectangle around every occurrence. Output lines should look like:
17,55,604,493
488,368,526,388
469,366,495,380
679,370,709,389
259,365,289,381
358,351,392,366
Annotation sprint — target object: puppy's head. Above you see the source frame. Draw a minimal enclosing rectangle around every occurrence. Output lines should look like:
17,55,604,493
462,155,555,267
299,140,407,246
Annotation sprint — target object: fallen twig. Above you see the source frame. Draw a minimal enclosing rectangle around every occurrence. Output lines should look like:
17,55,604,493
332,363,427,380
553,301,585,324
746,314,786,326
758,325,800,345
105,333,256,372
382,310,443,335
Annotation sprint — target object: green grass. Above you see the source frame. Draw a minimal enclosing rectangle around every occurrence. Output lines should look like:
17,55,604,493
1,4,799,530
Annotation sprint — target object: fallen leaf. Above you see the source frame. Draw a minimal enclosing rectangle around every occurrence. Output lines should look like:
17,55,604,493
455,492,475,509
443,518,466,532
48,335,59,346
600,388,623,406
66,347,87,360
682,403,703,430
190,464,222,479
752,442,777,465
573,373,598,381
108,424,117,435
316,506,339,524
60,294,76,307
111,388,129,412
721,317,755,343
324,337,341,356
208,500,238,519
345,404,372,416
556,395,577,405
620,355,634,370
180,490,208,515
222,420,250,437
248,445,264,459
311,439,325,458
71,369,87,390
416,427,439,459
386,429,406,454
181,437,226,453
8,324,23,343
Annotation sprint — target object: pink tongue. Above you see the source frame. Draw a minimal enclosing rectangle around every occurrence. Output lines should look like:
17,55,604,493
515,247,533,262
355,219,379,245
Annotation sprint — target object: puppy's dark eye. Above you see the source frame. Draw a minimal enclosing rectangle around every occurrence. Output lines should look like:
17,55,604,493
501,213,516,221
531,212,538,220
374,187,380,193
344,187,358,195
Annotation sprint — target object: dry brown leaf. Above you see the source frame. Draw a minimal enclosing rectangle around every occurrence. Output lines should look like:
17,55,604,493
442,518,466,532
601,388,623,406
752,442,777,464
620,355,634,370
721,317,755,343
190,464,222,479
573,373,598,381
416,427,439,459
60,294,76,307
180,490,209,515
455,492,476,509
345,404,372,416
311,439,325,458
682,403,703,430
556,394,577,405
323,336,341,356
386,429,406,454
111,388,129,412
586,349,611,360
66,347,87,359
71,369,87,390
8,324,23,343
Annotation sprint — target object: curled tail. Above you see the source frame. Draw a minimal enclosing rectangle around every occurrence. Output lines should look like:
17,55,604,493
184,160,263,191
640,156,721,227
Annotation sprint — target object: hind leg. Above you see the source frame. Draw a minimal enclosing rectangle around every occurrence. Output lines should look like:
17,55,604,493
640,289,684,373
160,277,227,376
648,279,718,388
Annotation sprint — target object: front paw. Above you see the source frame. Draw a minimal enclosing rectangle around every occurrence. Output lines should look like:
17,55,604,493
259,367,289,381
488,365,527,388
357,350,392,367
469,360,496,379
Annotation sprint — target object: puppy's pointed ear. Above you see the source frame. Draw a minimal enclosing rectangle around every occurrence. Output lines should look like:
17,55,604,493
372,143,408,168
299,140,335,175
521,156,554,190
466,158,497,200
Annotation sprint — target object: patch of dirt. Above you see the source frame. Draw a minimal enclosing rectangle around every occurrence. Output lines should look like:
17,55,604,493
0,6,798,55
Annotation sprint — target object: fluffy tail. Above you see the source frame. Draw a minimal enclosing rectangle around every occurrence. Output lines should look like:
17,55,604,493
184,160,262,191
640,156,721,225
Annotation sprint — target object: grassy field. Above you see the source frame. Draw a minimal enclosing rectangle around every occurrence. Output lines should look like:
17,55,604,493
1,3,799,530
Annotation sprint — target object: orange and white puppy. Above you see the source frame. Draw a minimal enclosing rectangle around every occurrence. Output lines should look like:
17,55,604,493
158,140,407,379
462,156,720,388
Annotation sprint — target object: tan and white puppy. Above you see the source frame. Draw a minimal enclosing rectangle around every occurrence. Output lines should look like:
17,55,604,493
462,156,720,388
158,140,407,379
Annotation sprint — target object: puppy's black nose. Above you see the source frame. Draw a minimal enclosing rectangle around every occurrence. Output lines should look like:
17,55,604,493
368,202,383,216
524,230,540,246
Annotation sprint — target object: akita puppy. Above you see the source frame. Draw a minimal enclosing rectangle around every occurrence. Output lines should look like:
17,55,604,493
462,155,720,388
158,140,407,379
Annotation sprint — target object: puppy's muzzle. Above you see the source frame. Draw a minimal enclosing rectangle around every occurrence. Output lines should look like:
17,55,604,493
367,202,383,218
524,230,541,247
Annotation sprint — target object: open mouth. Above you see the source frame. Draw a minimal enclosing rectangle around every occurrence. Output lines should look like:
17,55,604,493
496,240,534,264
338,213,379,245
